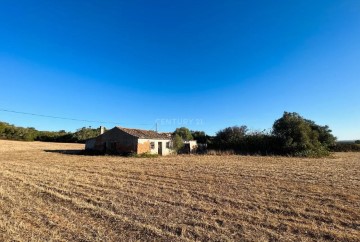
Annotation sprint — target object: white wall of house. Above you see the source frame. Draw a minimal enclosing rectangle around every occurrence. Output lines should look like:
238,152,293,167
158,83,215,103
188,140,198,151
138,138,173,156
183,140,198,153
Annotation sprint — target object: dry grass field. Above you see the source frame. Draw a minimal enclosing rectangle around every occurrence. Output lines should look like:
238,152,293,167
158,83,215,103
0,140,359,241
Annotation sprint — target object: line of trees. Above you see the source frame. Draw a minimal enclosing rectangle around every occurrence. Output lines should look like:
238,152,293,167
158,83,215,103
0,122,102,143
187,112,341,157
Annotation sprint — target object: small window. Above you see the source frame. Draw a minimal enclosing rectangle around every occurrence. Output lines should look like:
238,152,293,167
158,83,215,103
150,142,155,149
166,142,170,149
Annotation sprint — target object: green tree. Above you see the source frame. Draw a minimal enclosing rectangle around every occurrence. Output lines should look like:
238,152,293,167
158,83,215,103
213,125,248,149
305,120,336,148
355,140,360,144
191,130,210,144
73,127,103,143
0,122,6,137
172,134,184,153
272,112,335,156
173,127,193,141
22,127,38,141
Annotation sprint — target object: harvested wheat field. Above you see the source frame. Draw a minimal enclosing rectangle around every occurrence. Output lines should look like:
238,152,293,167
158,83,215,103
0,140,359,241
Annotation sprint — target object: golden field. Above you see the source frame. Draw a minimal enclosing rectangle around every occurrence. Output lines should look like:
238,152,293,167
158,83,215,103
0,140,359,241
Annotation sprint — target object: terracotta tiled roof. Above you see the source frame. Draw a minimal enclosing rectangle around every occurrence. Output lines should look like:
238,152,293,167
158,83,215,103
116,127,171,139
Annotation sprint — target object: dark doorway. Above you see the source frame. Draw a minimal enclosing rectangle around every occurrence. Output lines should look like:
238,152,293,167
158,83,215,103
158,142,162,155
183,143,191,154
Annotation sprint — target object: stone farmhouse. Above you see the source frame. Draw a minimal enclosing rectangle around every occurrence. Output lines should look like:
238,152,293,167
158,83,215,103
85,127,173,155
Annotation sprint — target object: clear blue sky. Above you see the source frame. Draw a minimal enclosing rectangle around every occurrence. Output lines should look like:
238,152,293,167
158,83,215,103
0,0,359,140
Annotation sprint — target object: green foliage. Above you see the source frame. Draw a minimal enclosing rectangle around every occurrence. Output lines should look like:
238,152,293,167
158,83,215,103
272,112,336,157
210,128,281,155
210,112,336,157
172,134,184,153
241,132,281,155
330,143,360,152
191,130,211,144
305,120,336,148
213,126,248,150
73,127,103,142
191,130,206,143
355,140,360,144
0,122,39,141
0,121,102,143
173,127,193,141
273,112,319,154
131,152,159,158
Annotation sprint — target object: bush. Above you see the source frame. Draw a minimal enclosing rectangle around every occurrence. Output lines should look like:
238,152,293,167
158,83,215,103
330,143,360,152
210,128,281,156
131,152,159,158
172,134,184,153
241,134,282,155
206,149,236,155
212,126,248,150
294,147,330,157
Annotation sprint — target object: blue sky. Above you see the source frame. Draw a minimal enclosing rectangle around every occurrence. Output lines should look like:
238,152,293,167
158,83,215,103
0,0,359,139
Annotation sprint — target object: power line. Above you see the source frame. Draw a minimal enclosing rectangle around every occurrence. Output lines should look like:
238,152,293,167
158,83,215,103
0,108,153,127
0,108,120,124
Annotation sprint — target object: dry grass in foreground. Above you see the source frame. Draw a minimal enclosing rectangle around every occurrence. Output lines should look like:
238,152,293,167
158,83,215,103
0,140,359,241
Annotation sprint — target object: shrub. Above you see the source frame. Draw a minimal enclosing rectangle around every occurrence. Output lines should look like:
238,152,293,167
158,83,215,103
212,126,248,150
172,134,184,153
131,152,159,158
206,149,236,155
330,143,360,152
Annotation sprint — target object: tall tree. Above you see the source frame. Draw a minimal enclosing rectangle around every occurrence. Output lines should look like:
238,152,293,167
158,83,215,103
272,112,336,156
173,127,193,141
213,125,248,149
191,130,210,144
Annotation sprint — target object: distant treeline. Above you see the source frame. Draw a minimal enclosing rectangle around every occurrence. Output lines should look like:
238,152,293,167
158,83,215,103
0,122,102,143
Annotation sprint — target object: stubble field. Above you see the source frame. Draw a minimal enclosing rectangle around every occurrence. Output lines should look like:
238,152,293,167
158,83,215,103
0,140,359,241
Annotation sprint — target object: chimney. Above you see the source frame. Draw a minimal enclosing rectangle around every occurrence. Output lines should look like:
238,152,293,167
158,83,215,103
100,126,105,135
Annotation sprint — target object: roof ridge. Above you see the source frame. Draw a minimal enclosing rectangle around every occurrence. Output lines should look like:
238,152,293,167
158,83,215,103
116,126,154,132
115,126,170,139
